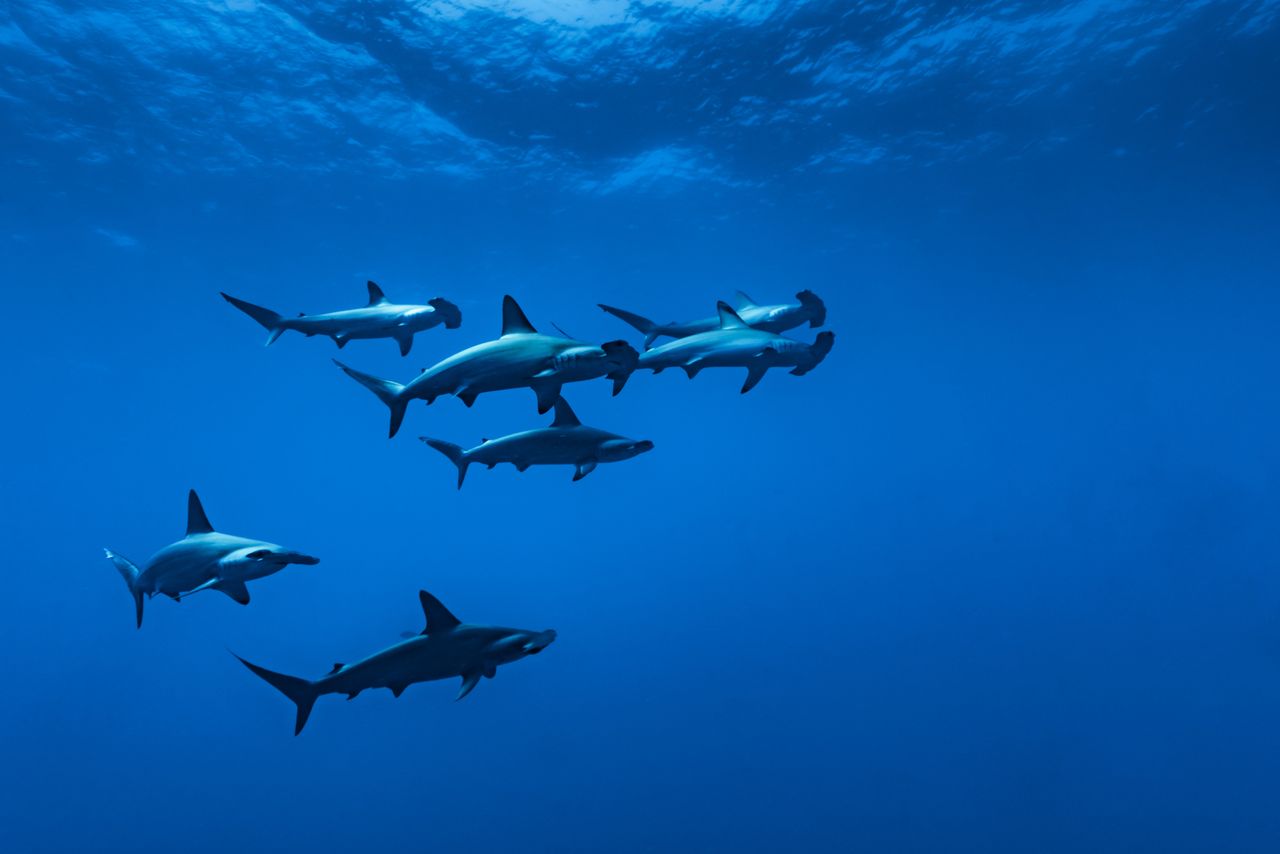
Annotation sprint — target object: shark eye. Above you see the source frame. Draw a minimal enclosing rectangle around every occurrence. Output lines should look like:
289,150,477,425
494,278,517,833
246,549,272,560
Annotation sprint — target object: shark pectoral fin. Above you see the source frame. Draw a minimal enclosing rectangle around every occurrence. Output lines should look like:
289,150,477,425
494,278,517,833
573,459,598,482
215,579,251,605
532,381,562,414
396,333,413,357
456,671,481,701
183,576,221,597
741,365,769,394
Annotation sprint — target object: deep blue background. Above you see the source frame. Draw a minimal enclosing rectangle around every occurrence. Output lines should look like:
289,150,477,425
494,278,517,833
2,2,1279,852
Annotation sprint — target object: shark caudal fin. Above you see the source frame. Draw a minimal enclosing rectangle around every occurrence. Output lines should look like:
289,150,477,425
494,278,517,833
221,293,286,345
105,548,145,629
792,331,835,376
796,289,827,328
421,438,470,489
598,304,661,349
234,654,319,736
333,360,409,437
429,297,463,329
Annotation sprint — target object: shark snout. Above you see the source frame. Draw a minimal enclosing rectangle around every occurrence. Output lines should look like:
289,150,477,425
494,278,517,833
634,440,655,454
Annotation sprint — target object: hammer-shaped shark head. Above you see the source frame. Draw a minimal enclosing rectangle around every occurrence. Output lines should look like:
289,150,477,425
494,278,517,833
219,544,321,581
486,629,558,665
597,437,655,463
796,289,827,328
600,339,639,395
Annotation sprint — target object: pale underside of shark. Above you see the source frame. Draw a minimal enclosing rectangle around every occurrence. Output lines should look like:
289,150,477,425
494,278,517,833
335,295,639,437
222,280,462,356
236,589,557,734
637,302,836,393
599,289,827,349
421,396,654,487
104,490,320,628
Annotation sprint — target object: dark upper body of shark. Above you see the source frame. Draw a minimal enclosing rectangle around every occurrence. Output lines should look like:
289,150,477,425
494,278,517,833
637,302,835,393
421,396,654,487
335,295,639,437
599,289,826,349
222,280,462,356
105,491,320,628
237,589,557,734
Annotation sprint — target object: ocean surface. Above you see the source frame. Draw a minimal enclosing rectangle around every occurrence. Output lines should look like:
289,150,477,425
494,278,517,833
2,2,1279,852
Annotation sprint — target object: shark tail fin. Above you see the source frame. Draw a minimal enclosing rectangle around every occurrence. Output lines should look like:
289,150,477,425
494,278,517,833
428,297,463,329
793,331,835,376
221,293,286,345
105,548,145,629
333,360,409,437
421,438,470,489
235,654,319,736
598,304,661,349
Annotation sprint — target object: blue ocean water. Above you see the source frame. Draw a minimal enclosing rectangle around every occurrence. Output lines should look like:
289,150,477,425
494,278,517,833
2,2,1279,851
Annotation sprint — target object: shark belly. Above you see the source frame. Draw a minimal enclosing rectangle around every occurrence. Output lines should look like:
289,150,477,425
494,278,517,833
476,430,602,467
143,549,220,595
426,339,560,396
323,639,473,695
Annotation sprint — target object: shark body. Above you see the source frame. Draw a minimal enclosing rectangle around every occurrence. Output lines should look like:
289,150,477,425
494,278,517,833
421,396,653,487
335,295,638,437
105,491,320,627
236,589,557,734
599,289,826,349
222,281,461,356
637,302,835,393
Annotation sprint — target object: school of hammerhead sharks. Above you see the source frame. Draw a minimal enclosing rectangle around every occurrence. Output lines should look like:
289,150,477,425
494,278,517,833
106,283,835,734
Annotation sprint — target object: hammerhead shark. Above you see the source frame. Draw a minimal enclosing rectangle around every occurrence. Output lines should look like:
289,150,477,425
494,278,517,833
599,289,826,349
335,295,638,437
105,490,320,628
222,280,462,356
236,589,557,735
421,396,654,487
638,302,835,393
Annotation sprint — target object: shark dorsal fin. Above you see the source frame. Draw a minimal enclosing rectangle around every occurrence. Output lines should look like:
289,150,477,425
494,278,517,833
716,301,749,330
732,290,758,309
419,590,461,634
186,490,214,535
328,662,345,674
367,281,388,306
501,295,537,336
551,396,581,427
